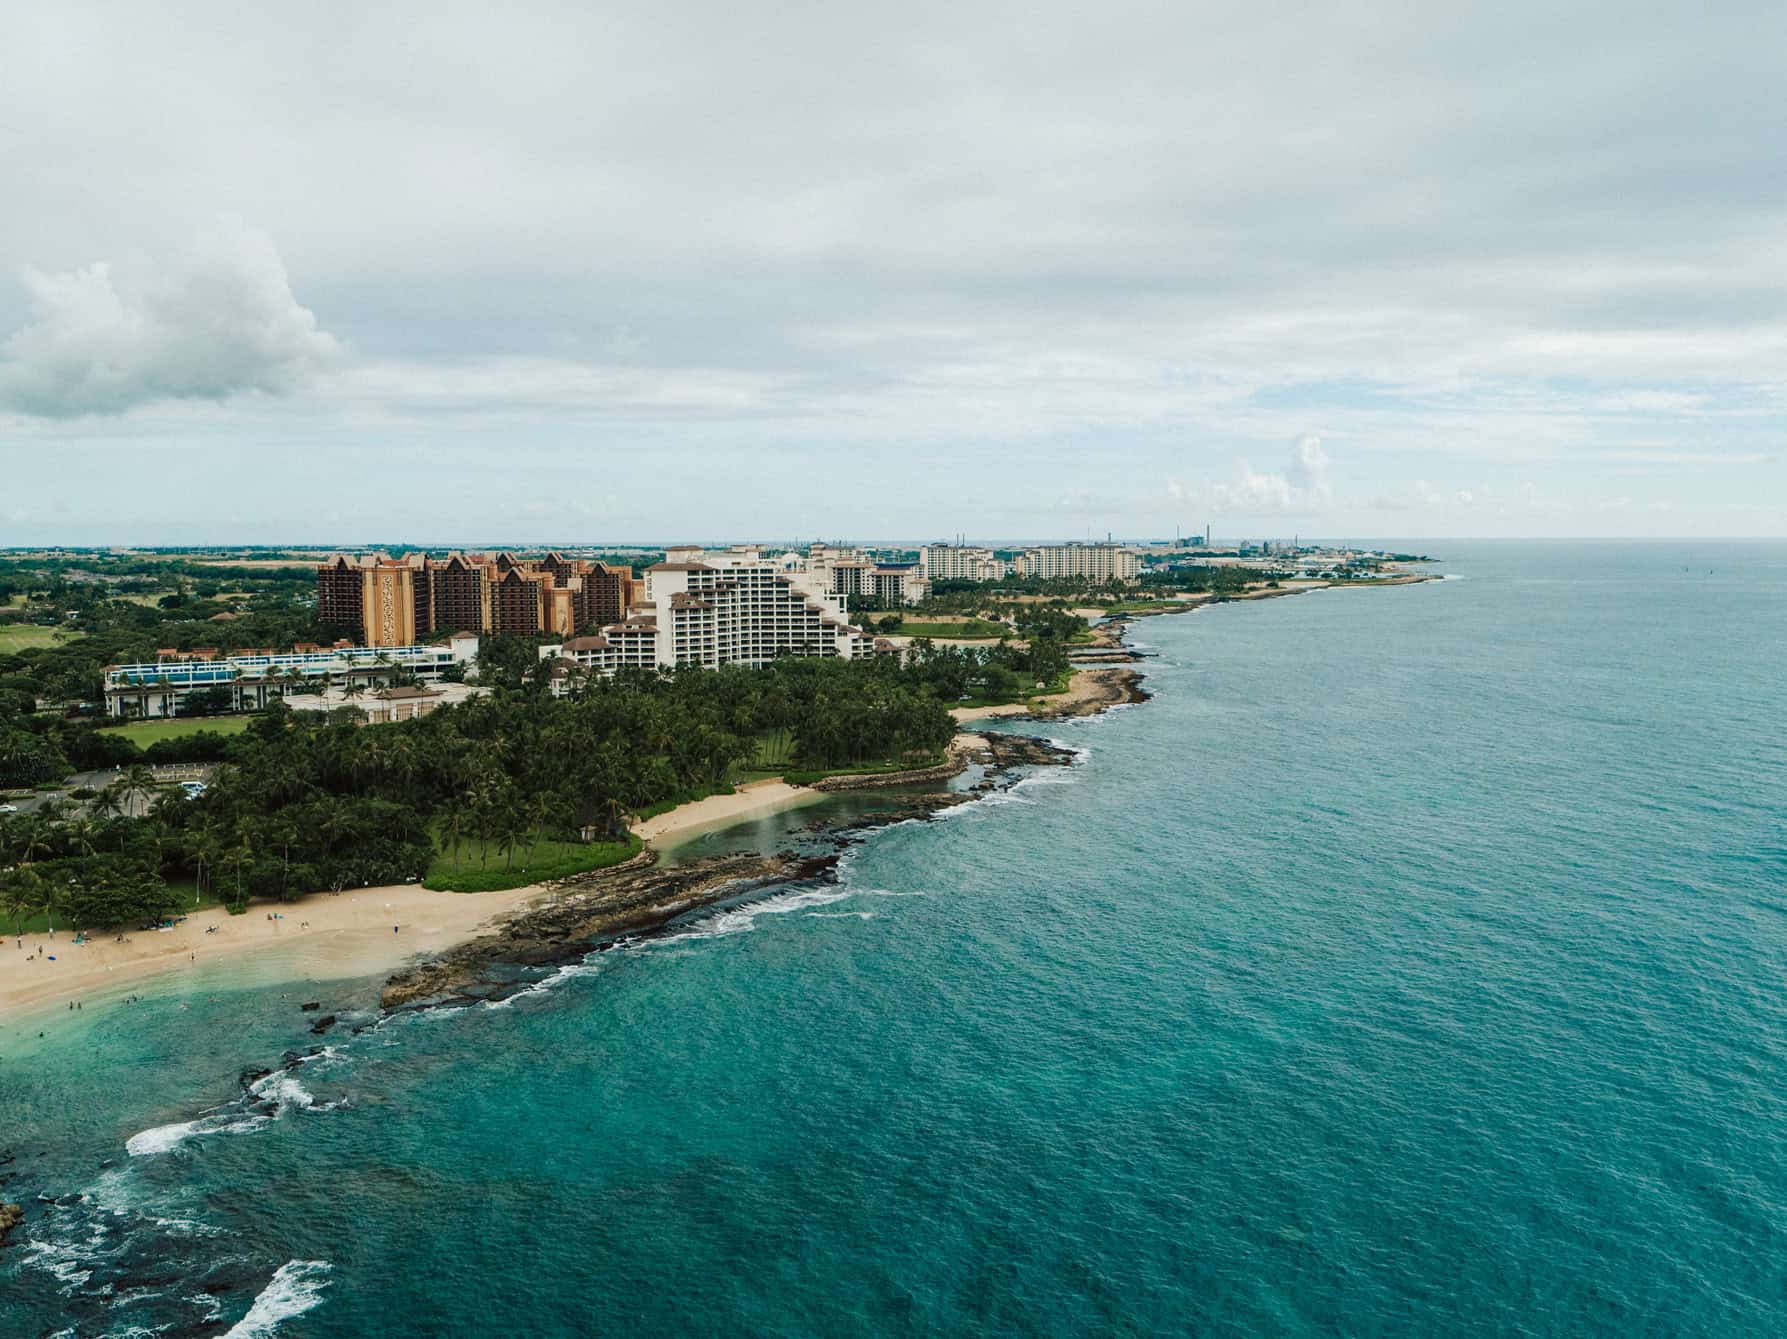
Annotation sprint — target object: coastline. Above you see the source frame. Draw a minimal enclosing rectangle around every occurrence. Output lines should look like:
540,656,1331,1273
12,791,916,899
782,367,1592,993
1,577,1435,1026
0,623,1155,1024
0,880,546,1024
630,778,830,842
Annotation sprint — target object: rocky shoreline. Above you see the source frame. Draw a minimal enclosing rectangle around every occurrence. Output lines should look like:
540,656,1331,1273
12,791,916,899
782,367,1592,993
1031,666,1151,717
379,850,810,1008
377,731,1084,1012
810,758,966,790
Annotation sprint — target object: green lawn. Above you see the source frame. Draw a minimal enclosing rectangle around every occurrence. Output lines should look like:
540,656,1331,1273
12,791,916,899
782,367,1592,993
99,716,253,745
952,667,1075,711
0,624,68,651
422,833,642,892
898,619,1008,639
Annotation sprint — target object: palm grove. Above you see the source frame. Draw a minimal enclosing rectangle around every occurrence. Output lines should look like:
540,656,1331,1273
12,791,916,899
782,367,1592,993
1,634,1071,934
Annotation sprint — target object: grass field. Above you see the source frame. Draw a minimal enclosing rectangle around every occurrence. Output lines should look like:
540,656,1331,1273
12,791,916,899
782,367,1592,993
0,624,69,651
98,716,252,745
898,619,1008,639
423,833,641,892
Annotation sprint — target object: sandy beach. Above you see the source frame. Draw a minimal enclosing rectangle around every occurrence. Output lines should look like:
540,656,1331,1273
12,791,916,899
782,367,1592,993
631,778,829,842
0,666,1146,1024
0,880,545,1021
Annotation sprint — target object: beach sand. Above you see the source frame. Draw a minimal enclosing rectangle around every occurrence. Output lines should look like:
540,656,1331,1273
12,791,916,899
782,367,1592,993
0,683,1133,1022
630,778,829,843
0,881,544,1021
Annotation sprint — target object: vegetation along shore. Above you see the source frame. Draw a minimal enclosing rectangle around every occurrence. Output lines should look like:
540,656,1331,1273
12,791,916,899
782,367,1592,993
1,545,1432,1022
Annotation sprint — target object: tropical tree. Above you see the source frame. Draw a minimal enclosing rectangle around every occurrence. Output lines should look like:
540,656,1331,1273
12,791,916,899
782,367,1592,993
119,763,158,817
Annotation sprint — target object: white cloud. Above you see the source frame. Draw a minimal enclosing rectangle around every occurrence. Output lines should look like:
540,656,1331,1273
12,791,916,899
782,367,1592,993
0,221,339,417
1214,434,1332,512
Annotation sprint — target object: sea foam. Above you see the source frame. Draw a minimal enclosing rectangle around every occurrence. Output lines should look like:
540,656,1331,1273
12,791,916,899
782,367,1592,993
223,1260,332,1338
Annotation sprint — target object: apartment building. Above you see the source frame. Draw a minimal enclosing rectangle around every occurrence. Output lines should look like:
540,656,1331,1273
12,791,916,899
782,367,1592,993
1014,544,1141,582
804,548,930,606
318,552,638,645
918,544,1010,583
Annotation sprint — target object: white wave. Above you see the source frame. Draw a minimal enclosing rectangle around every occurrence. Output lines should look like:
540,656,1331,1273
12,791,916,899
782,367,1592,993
126,1112,269,1157
254,1074,316,1110
1011,767,1083,792
647,886,852,946
808,910,875,920
22,1239,96,1290
864,887,929,898
481,955,606,1009
1046,737,1092,764
224,1260,331,1338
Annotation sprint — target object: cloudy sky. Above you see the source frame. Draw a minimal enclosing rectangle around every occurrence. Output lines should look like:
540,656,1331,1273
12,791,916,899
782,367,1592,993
2,1,1783,544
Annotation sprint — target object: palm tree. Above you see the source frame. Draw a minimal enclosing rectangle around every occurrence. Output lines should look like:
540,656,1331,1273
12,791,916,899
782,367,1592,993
440,801,468,869
65,818,99,859
225,839,253,908
16,816,54,867
93,781,126,823
4,868,41,937
39,874,65,936
525,792,555,870
119,764,157,817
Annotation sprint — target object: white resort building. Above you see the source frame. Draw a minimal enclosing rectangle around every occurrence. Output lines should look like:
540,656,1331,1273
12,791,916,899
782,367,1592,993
802,546,929,606
102,636,480,719
539,546,883,686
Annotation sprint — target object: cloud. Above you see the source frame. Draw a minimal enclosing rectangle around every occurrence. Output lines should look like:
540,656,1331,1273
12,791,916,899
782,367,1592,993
1214,435,1332,512
0,4,1783,535
0,222,339,417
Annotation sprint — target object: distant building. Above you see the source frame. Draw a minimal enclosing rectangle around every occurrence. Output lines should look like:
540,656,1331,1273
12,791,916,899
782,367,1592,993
362,685,446,724
1014,544,1141,582
918,544,1009,583
804,546,930,606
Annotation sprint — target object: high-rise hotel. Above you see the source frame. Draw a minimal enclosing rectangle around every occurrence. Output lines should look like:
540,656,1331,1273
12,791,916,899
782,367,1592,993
543,546,879,678
318,552,638,646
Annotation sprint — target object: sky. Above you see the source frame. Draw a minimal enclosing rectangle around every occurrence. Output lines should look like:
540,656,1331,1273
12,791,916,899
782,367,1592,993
1,1,1783,545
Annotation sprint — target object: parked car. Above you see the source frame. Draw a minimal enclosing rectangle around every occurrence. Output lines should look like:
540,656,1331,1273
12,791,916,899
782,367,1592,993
0,802,18,814
179,781,207,799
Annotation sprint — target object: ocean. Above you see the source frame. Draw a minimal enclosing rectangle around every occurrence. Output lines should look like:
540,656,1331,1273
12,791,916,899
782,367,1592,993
4,541,1786,1337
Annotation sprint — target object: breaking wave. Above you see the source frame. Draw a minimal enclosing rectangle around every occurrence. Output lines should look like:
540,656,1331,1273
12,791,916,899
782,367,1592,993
223,1260,332,1338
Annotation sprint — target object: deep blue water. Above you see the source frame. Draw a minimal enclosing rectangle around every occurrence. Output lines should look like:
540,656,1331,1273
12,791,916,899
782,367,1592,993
4,542,1787,1337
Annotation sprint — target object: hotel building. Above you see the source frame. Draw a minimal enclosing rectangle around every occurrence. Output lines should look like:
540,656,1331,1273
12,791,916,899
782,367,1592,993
539,546,879,682
318,552,637,646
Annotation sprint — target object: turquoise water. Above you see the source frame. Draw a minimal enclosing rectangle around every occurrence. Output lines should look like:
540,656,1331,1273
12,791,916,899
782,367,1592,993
4,542,1787,1336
